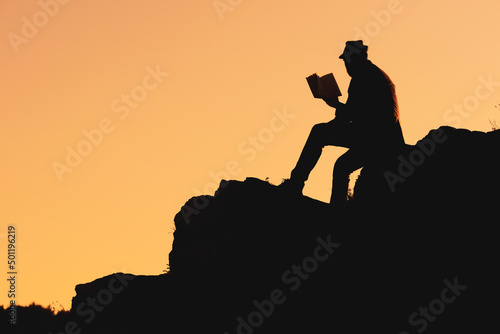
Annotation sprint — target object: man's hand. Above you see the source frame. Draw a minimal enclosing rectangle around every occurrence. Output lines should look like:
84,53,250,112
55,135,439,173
322,96,340,108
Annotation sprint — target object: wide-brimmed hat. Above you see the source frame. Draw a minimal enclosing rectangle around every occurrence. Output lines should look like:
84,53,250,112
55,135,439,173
339,40,368,60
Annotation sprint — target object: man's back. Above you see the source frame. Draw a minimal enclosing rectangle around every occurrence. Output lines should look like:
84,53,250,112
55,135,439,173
345,60,405,149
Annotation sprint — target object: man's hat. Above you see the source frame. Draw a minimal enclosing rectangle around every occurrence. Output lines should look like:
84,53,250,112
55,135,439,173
339,40,368,60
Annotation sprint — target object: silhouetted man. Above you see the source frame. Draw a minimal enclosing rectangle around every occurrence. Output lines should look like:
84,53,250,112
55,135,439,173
281,40,405,206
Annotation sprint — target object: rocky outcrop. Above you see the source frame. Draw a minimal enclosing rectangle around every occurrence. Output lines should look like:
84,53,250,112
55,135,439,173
66,126,499,334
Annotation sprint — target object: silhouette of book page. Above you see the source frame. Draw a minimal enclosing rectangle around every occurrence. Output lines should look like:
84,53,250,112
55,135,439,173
306,73,342,98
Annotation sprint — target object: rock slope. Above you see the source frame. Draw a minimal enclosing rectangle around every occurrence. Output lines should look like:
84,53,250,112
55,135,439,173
67,126,499,334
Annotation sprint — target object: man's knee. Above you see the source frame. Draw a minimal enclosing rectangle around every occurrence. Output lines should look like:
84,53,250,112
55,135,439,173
312,122,329,133
334,153,362,177
310,123,328,142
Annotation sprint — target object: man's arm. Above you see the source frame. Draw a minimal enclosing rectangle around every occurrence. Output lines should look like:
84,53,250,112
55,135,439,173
322,96,339,108
323,96,350,121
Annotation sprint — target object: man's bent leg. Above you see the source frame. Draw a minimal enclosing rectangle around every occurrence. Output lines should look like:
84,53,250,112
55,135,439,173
290,123,327,183
291,119,351,184
330,149,366,206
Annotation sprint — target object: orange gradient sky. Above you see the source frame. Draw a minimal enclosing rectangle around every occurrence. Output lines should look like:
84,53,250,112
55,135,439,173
1,0,500,310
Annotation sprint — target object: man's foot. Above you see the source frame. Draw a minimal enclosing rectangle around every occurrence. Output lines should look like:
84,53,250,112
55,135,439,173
279,178,305,196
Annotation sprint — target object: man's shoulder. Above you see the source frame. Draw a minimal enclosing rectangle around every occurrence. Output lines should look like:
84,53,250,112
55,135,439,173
366,61,394,85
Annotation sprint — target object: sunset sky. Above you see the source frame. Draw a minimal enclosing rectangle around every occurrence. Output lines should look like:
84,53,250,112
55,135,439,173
1,0,499,310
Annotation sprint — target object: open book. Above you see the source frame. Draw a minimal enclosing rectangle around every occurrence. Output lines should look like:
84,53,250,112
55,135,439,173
306,73,342,98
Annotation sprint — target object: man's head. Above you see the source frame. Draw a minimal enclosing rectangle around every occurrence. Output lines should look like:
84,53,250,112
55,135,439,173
339,40,368,76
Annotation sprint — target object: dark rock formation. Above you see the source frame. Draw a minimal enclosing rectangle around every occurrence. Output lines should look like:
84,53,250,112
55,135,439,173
61,126,500,333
